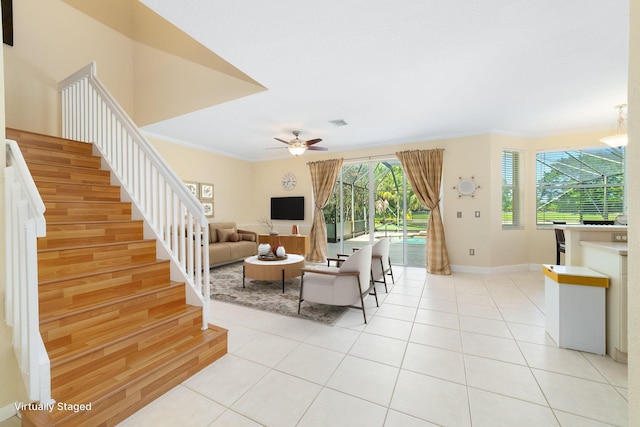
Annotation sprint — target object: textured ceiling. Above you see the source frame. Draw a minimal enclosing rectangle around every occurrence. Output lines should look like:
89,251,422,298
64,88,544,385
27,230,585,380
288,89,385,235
138,0,629,161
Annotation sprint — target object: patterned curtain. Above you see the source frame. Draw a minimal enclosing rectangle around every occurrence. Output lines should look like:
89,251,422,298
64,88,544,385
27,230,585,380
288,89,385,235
396,149,451,275
307,158,344,262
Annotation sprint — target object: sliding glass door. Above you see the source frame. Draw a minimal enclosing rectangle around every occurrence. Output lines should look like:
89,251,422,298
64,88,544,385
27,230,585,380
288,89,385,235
324,159,428,267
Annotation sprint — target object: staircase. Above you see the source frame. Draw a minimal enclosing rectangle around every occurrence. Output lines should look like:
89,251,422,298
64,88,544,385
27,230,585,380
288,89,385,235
8,128,227,427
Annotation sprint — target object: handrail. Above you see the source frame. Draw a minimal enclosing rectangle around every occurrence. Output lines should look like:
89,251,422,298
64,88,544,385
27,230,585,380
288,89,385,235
4,139,52,403
58,62,211,328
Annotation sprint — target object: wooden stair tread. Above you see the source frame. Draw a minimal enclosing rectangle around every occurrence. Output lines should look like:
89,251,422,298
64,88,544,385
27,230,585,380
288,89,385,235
37,238,154,253
22,325,227,427
44,200,132,206
34,179,117,188
40,280,184,323
43,200,132,223
37,220,145,250
35,180,121,202
50,307,205,381
37,240,157,281
25,165,112,185
45,303,198,366
56,326,226,403
24,157,104,171
7,128,93,155
20,146,102,169
37,260,169,286
46,219,143,225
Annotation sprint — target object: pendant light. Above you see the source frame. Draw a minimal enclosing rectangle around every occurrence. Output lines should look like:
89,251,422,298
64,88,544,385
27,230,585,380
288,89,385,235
600,104,628,147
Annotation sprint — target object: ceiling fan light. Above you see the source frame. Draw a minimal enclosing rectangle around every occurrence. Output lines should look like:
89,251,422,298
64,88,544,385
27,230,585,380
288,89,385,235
288,144,306,156
600,133,628,147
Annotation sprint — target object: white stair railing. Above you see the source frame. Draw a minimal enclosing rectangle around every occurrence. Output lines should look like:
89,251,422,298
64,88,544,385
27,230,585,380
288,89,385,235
58,62,210,328
4,139,52,404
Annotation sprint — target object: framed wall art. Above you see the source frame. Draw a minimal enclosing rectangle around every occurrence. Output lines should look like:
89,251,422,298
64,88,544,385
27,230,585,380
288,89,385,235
200,183,214,200
202,201,214,218
185,181,198,197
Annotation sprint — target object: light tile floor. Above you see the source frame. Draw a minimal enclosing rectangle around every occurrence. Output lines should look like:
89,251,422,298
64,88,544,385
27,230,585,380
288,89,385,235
117,266,628,427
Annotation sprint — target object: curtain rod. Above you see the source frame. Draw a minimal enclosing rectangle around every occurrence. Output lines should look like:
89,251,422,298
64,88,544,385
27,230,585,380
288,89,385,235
306,148,444,164
341,148,445,163
306,154,393,165
342,153,397,162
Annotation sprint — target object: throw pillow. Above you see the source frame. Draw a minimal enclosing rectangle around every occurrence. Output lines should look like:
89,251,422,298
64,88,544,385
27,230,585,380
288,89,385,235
241,234,256,242
217,228,236,243
229,232,239,242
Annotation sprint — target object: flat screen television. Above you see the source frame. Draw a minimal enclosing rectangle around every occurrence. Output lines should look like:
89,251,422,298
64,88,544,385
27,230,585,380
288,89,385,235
271,196,304,220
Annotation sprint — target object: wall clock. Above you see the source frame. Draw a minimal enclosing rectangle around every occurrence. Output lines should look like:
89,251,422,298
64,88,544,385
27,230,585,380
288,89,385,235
282,172,296,190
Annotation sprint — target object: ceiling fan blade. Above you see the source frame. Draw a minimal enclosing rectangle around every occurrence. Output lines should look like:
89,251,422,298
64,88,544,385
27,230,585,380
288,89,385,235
307,146,328,151
305,138,323,146
274,138,291,145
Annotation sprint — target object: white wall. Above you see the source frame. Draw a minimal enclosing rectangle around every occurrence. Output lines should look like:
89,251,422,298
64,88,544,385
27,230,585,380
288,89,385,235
626,0,639,422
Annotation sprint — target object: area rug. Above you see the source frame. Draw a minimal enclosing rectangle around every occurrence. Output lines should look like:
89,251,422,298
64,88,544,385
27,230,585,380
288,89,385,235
209,262,347,324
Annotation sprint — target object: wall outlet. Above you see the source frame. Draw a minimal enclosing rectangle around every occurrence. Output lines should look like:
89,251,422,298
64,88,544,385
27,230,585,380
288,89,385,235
612,232,628,242
457,211,462,218
475,211,481,218
469,249,475,256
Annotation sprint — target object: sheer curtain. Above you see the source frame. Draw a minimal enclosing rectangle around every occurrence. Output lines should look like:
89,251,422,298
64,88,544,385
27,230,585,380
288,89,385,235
396,149,451,275
307,158,344,262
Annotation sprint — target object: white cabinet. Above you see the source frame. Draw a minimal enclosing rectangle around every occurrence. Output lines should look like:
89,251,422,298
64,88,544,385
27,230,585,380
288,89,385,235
581,241,628,363
542,265,608,355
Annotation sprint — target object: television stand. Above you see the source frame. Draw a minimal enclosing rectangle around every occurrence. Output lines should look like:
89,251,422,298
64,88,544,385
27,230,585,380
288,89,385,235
258,234,310,256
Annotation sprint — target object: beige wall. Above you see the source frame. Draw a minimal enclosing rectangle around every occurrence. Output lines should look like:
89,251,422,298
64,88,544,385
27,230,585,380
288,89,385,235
148,137,256,225
3,0,135,136
627,0,639,423
2,0,637,419
152,129,614,270
3,0,261,136
0,10,30,414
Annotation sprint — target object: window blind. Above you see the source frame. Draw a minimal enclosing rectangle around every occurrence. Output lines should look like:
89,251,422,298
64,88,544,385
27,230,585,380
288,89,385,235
536,147,625,225
502,150,522,227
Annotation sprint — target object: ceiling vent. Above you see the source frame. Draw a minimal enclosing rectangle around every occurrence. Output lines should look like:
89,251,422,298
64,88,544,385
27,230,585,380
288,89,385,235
329,119,348,127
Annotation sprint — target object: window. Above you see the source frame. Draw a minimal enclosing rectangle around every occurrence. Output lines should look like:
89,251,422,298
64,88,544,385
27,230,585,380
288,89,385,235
536,147,625,225
502,150,522,227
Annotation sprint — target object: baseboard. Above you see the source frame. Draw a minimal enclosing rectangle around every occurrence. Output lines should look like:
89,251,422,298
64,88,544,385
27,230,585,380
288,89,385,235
0,402,18,422
451,263,541,275
450,265,492,274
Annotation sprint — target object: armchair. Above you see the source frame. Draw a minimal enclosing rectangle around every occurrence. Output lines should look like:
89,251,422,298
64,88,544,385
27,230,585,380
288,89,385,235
370,238,395,293
299,245,376,323
327,238,395,293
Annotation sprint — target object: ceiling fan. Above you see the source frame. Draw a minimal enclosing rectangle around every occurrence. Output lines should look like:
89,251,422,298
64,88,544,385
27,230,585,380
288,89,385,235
274,130,328,156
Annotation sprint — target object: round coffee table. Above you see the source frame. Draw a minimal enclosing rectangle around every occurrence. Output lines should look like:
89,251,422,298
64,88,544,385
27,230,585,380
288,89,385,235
243,254,306,293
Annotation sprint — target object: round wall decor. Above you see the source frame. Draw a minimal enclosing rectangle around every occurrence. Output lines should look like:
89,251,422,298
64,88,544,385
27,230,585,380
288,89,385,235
454,177,480,198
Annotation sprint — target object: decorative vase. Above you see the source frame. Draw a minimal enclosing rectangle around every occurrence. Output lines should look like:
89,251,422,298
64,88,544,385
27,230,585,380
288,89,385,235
258,243,271,256
291,224,299,235
276,246,286,257
269,229,278,235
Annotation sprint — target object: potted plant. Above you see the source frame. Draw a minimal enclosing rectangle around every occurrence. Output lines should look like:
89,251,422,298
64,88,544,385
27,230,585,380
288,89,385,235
260,217,277,235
